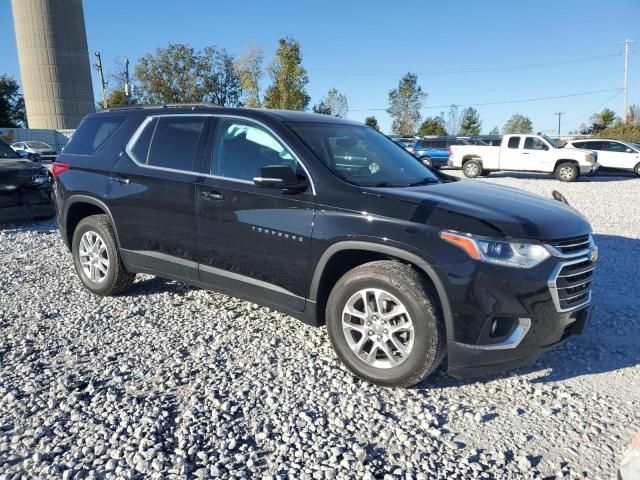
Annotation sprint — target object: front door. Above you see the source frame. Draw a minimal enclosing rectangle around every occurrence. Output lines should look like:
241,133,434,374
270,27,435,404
107,115,210,281
196,117,315,311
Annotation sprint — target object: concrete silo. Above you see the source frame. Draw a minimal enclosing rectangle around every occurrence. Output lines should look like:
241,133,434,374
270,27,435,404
11,0,95,129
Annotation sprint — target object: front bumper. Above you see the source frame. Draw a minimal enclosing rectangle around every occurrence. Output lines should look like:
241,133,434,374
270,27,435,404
580,162,599,175
434,248,595,378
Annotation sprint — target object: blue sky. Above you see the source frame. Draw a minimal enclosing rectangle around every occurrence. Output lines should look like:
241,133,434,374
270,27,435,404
1,0,638,134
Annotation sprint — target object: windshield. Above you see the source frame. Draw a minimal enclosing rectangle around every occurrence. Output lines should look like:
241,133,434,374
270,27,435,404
25,141,51,149
288,123,440,187
542,135,561,148
0,141,19,159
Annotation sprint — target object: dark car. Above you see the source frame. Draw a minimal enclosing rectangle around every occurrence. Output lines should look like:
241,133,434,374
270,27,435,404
11,141,58,162
0,139,55,222
412,137,470,168
52,105,596,387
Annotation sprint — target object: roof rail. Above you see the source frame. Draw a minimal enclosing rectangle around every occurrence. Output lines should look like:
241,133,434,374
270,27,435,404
104,103,221,112
162,102,220,109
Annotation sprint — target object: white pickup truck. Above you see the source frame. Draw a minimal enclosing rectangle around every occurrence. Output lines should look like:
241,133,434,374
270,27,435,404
449,134,599,182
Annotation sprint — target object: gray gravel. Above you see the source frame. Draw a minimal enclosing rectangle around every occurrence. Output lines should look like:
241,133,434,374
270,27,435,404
1,171,639,479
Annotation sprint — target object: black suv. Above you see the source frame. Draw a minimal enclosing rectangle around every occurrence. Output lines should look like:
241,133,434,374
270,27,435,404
53,105,597,387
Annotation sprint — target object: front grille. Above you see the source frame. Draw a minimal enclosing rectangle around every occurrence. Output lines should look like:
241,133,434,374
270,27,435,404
549,257,595,312
548,235,591,256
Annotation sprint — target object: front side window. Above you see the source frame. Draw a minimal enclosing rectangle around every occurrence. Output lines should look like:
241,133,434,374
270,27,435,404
147,116,206,170
507,136,521,149
289,122,441,187
64,115,126,155
606,141,627,152
523,137,547,150
212,119,295,181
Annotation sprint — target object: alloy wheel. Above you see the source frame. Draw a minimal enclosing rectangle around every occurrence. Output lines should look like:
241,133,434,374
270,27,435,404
78,230,109,283
342,288,415,369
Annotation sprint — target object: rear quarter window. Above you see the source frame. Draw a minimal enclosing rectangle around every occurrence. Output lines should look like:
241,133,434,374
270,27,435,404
64,115,126,155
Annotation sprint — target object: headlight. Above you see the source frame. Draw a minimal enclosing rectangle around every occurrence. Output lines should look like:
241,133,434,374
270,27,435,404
440,231,551,268
0,184,18,191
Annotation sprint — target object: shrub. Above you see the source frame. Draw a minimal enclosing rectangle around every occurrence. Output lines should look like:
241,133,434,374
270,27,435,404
594,124,640,143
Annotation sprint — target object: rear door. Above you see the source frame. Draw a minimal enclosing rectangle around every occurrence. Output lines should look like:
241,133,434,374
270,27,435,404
195,116,315,312
499,135,523,170
107,114,209,281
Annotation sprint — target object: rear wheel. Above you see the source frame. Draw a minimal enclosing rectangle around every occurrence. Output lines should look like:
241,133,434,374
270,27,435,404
420,157,432,167
326,261,445,387
554,162,579,182
635,163,640,177
72,214,135,296
462,159,482,178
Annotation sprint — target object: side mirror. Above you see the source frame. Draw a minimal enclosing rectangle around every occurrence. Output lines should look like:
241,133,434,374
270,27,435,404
626,148,634,153
254,165,309,193
543,144,549,150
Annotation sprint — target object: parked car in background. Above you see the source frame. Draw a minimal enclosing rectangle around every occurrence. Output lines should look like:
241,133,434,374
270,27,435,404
390,137,416,152
450,134,599,181
0,139,55,222
412,137,470,168
11,141,58,162
52,105,596,387
565,139,640,176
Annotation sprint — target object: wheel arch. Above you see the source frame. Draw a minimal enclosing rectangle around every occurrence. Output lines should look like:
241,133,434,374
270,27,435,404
462,155,482,165
308,241,453,334
553,159,579,170
63,195,120,250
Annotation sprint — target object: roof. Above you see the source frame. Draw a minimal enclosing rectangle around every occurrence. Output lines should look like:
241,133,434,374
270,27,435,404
99,104,362,125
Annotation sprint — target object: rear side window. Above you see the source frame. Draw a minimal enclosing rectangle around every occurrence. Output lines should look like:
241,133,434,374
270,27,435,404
433,140,447,148
64,115,126,155
507,136,521,149
416,141,430,149
585,141,604,150
147,116,207,171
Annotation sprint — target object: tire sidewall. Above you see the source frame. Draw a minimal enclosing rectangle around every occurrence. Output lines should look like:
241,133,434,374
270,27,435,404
635,163,640,177
326,273,439,387
72,219,118,295
421,157,432,167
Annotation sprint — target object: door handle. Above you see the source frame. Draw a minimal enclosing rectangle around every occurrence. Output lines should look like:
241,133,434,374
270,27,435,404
200,191,224,201
522,152,530,154
110,176,130,184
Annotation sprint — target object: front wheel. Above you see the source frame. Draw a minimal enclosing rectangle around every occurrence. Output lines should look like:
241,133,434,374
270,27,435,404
462,159,482,178
72,214,135,296
635,163,640,177
554,162,579,182
326,261,445,388
420,157,432,167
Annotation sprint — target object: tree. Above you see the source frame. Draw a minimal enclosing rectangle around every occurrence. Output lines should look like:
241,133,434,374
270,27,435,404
446,105,462,136
200,46,242,107
594,124,640,143
489,126,499,135
313,88,348,117
0,75,27,127
105,89,130,108
364,116,380,131
135,43,204,103
235,44,264,108
459,107,481,135
503,114,533,134
588,108,619,133
417,116,447,136
387,72,425,136
263,37,310,110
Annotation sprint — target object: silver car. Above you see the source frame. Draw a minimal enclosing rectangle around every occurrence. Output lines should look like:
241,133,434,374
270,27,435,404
11,141,58,162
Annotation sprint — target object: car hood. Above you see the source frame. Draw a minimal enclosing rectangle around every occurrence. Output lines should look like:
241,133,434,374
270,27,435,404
368,180,591,241
31,148,57,154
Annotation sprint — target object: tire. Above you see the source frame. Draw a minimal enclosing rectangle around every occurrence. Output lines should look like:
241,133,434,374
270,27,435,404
462,159,482,178
326,260,445,388
554,162,579,182
71,214,135,296
420,157,432,167
635,163,640,177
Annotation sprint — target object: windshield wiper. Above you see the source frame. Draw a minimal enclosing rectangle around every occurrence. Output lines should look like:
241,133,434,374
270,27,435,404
406,178,440,187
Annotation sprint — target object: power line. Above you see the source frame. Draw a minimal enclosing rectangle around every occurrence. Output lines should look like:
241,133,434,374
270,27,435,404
348,87,624,112
538,90,623,133
313,53,623,77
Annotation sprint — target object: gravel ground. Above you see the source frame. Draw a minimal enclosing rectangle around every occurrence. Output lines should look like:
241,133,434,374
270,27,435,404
1,171,639,480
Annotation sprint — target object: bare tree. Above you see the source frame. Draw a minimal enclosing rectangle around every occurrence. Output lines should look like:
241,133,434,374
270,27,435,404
236,44,264,108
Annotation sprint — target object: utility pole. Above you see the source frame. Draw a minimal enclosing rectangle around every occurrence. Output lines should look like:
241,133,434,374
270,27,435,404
124,57,131,105
94,51,107,109
555,112,564,136
623,39,635,124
